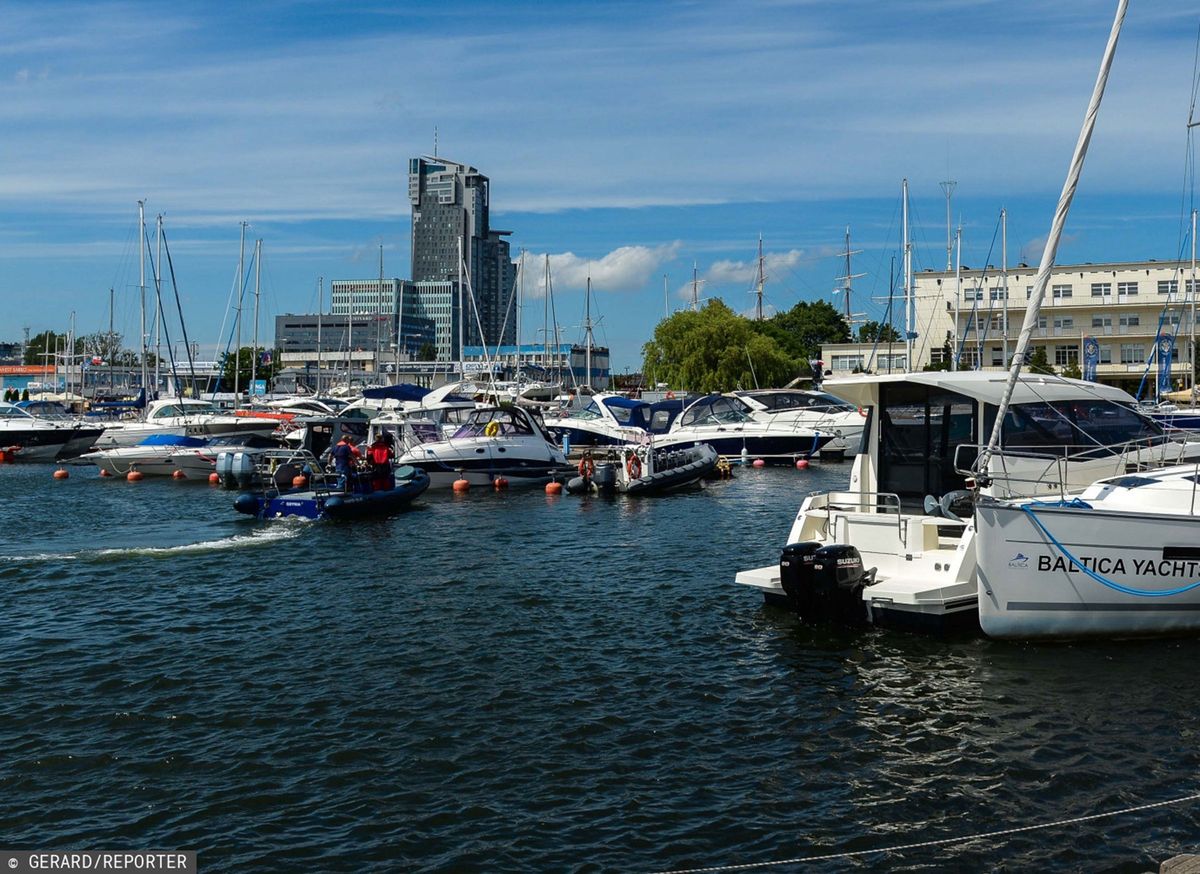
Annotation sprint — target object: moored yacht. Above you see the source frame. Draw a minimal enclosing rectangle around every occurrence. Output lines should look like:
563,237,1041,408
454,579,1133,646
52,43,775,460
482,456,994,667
656,393,835,462
0,402,104,462
91,398,284,449
731,388,865,457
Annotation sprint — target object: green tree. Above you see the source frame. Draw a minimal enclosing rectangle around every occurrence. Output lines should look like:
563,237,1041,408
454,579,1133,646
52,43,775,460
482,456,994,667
856,320,902,343
642,299,798,392
755,300,851,361
80,331,124,365
1026,345,1055,375
221,346,279,394
23,331,84,365
417,341,437,361
1060,361,1082,380
923,340,954,372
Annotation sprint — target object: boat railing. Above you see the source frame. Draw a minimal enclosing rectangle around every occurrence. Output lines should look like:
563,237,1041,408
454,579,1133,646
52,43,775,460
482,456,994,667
806,490,905,536
252,448,338,497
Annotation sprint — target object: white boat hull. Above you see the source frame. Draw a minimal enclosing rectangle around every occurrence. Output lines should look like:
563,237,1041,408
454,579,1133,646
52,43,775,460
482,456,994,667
975,500,1200,639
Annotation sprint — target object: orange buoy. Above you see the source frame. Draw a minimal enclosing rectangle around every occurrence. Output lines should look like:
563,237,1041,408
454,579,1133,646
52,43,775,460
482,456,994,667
52,468,69,480
292,474,308,488
795,459,809,470
99,468,111,478
208,472,221,484
752,458,766,468
452,477,471,493
545,481,563,496
0,450,9,464
172,469,187,480
127,469,144,482
493,476,509,490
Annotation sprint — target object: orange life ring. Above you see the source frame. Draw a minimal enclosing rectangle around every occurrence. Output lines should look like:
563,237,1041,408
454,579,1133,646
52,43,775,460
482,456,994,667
857,406,868,418
578,456,595,478
665,391,676,400
626,454,642,479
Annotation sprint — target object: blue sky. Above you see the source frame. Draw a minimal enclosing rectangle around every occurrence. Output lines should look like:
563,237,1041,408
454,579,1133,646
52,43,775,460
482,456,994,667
2,0,1198,370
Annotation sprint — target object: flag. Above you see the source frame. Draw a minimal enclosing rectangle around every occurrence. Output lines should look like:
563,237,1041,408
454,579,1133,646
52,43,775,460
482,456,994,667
260,350,272,366
1157,334,1175,396
1082,337,1099,382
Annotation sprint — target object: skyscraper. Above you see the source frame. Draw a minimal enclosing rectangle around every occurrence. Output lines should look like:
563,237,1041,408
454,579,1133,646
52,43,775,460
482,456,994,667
408,156,517,351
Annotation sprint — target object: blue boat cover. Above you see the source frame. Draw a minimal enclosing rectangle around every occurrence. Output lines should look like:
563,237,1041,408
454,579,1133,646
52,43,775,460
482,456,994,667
362,383,431,402
137,433,208,447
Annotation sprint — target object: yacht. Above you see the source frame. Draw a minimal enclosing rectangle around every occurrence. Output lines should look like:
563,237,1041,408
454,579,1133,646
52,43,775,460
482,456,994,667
0,402,104,462
91,398,284,449
394,405,575,488
655,393,835,461
731,388,866,457
544,393,684,449
733,372,1200,633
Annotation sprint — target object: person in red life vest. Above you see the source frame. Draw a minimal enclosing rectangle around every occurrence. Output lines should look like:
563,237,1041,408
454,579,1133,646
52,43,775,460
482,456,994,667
330,433,362,492
367,432,395,492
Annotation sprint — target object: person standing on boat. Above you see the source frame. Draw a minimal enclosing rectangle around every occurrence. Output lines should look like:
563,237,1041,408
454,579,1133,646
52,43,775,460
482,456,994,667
331,433,362,493
367,432,395,492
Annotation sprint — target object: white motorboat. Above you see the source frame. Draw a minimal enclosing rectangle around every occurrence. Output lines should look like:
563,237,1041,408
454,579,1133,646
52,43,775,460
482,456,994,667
85,433,210,477
731,388,866,457
91,398,283,449
395,405,575,488
168,433,282,479
0,402,104,462
544,393,683,449
733,371,1200,634
12,400,104,458
655,393,835,462
974,469,1200,638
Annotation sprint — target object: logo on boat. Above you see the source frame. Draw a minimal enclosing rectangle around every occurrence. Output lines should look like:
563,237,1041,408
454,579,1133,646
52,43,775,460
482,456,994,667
1008,553,1029,568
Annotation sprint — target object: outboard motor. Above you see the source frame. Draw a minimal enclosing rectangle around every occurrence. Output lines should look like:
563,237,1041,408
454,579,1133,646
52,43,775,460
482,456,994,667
811,544,875,628
231,451,257,490
592,462,617,492
215,451,233,486
779,541,823,619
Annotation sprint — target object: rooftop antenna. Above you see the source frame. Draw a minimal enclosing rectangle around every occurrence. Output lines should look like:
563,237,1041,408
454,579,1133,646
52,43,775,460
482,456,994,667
433,126,439,157
940,179,957,272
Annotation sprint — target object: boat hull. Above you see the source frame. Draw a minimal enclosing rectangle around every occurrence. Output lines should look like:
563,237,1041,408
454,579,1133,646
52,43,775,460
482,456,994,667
235,469,430,520
975,500,1200,639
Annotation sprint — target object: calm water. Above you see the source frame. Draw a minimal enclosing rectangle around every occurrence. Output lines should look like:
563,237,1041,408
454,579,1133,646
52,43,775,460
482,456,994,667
1,460,1198,872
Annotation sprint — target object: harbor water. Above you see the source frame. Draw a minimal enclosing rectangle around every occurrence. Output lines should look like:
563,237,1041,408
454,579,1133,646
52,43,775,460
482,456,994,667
1,461,1199,872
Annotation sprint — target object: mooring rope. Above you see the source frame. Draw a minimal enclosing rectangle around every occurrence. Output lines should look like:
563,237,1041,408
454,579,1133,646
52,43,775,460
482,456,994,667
649,790,1200,873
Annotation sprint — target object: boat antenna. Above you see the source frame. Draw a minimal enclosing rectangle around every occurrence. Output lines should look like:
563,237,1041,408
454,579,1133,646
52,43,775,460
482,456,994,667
979,0,1127,475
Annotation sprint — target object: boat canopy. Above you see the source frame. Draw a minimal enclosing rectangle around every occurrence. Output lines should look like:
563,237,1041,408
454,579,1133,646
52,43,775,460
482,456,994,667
137,433,209,447
825,372,1135,408
362,383,431,403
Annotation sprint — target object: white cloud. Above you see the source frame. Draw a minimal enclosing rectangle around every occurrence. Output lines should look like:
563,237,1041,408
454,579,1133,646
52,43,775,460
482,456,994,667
519,243,680,298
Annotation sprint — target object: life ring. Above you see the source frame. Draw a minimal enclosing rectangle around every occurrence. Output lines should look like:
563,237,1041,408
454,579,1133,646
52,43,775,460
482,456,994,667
484,420,501,437
665,391,676,400
626,454,642,479
857,406,868,418
578,455,595,478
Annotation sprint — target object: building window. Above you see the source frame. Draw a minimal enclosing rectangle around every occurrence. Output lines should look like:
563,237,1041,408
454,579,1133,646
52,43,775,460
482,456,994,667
1188,279,1200,294
1026,285,1034,299
1119,314,1140,327
1118,281,1138,296
1091,282,1111,297
991,347,1004,366
1158,280,1179,295
1052,284,1073,299
1036,316,1048,330
990,287,1007,300
1055,345,1079,366
1053,317,1074,330
1120,344,1145,364
1099,345,1112,364
1092,315,1112,328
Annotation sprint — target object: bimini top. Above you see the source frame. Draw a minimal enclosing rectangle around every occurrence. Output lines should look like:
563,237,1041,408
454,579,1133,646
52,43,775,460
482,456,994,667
825,371,1136,408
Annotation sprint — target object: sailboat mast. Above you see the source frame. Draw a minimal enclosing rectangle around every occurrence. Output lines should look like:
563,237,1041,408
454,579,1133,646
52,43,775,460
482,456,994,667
138,200,147,401
517,249,524,383
543,254,550,370
377,244,384,374
1002,207,1009,368
154,216,163,393
457,236,464,380
585,276,593,390
251,238,261,396
902,178,913,372
1192,209,1197,393
981,0,1127,465
235,221,246,406
316,277,323,396
663,274,668,319
953,225,961,372
108,287,114,392
691,262,699,311
756,234,765,321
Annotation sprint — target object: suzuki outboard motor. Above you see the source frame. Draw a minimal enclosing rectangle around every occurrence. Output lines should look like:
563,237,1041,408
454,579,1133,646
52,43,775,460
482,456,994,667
215,451,233,487
779,541,823,620
811,544,875,627
231,451,257,490
592,462,617,492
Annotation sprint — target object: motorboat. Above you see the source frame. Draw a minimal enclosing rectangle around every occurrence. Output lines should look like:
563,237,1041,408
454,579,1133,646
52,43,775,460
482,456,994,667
0,401,104,462
731,388,866,458
85,433,210,477
232,448,430,520
90,398,284,449
544,393,684,449
733,371,1200,634
655,393,835,462
566,443,719,496
169,433,282,480
10,400,104,458
394,404,575,488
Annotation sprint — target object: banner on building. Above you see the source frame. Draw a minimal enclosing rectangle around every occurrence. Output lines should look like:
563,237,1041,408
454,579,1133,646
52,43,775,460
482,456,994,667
1082,336,1099,382
1157,334,1176,396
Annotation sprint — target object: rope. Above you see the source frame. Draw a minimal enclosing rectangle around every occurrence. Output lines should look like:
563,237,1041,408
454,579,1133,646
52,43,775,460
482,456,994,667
650,790,1200,874
1022,499,1200,597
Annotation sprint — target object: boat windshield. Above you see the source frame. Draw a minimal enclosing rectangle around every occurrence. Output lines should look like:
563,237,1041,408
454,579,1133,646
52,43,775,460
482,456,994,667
747,391,855,412
679,396,751,427
453,408,534,438
0,403,34,420
999,399,1164,456
151,402,218,418
571,401,604,421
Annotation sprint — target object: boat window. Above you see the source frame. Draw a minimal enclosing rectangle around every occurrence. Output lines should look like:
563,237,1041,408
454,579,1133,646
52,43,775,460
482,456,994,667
572,401,603,421
454,409,533,438
1000,400,1163,457
680,396,750,427
0,404,32,420
876,383,977,512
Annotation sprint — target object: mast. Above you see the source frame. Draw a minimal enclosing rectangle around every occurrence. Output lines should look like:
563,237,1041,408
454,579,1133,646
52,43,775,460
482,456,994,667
543,254,550,370
903,178,913,372
108,287,114,392
316,277,323,396
940,179,957,271
377,244,384,376
516,249,524,383
584,275,594,390
691,262,700,311
154,216,163,394
251,238,261,397
138,200,147,402
235,221,246,406
755,235,765,321
663,273,669,319
981,0,1127,468
836,226,865,327
1002,207,1009,368
1192,208,1197,394
458,236,465,380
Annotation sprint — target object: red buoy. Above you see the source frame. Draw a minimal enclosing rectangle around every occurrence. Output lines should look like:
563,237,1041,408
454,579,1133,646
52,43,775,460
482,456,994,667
127,469,144,482
493,476,509,490
52,468,69,480
795,459,810,470
452,477,471,493
99,468,111,478
752,458,766,468
172,469,187,480
292,474,308,488
208,472,221,484
545,481,563,495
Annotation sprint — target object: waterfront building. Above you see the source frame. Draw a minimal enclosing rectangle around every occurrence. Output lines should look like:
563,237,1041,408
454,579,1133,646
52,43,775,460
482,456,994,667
409,155,517,349
821,259,1197,395
462,343,611,390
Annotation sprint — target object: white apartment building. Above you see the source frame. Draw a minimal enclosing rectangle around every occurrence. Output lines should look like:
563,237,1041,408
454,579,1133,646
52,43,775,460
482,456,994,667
824,259,1198,394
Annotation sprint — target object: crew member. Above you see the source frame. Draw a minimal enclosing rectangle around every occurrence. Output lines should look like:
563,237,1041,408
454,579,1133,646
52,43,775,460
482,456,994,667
367,432,395,491
330,433,362,492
